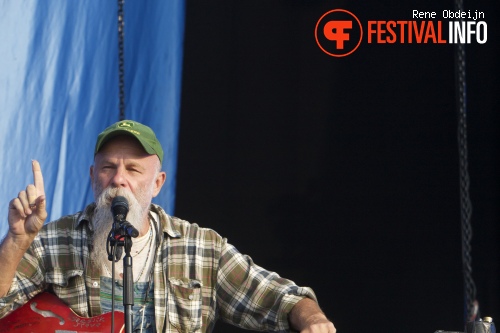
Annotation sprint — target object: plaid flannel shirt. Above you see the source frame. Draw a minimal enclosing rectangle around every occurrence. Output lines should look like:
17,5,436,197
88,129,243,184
0,203,317,332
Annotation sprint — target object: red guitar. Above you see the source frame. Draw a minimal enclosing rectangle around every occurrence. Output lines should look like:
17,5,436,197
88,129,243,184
0,292,124,333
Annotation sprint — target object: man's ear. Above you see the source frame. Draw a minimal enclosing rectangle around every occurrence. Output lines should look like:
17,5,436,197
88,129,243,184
153,171,167,198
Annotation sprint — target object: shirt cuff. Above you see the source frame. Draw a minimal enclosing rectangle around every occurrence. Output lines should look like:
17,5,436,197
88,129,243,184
276,287,318,332
0,278,23,319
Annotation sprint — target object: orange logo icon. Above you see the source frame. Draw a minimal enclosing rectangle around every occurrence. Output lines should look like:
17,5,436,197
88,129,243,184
315,9,363,57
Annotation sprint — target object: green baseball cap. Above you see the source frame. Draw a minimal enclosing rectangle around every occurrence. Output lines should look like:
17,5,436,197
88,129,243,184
94,120,164,164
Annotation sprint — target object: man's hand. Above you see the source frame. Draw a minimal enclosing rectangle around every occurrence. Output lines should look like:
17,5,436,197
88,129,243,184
7,160,47,244
298,314,335,333
289,298,336,333
1,160,48,297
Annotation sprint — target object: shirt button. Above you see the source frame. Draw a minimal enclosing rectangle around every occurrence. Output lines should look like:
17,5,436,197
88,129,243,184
188,294,194,300
93,282,99,287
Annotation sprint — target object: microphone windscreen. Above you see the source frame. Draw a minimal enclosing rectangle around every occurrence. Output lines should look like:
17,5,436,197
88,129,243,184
111,196,129,217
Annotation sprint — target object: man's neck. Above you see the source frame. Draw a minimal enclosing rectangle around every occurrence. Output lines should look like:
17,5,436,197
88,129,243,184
138,212,151,236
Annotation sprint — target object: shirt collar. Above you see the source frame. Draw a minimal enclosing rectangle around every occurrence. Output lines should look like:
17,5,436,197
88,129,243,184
150,203,181,238
76,203,97,231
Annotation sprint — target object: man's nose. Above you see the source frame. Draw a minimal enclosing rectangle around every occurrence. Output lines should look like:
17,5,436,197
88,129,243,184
110,167,127,188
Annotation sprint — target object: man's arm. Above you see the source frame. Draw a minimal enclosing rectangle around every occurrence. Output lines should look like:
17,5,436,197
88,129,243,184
289,298,336,333
0,160,47,297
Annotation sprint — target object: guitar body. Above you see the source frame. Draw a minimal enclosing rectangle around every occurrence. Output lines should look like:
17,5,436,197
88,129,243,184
0,292,124,333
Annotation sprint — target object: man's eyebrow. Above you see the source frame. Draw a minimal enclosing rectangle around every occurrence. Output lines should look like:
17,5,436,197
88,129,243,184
99,158,116,165
125,160,146,170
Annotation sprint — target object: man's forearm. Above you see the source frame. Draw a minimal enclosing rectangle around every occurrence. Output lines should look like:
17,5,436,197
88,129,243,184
289,298,336,332
0,233,32,297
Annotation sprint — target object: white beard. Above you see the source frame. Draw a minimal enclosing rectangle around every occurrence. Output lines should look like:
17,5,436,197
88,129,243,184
90,186,152,273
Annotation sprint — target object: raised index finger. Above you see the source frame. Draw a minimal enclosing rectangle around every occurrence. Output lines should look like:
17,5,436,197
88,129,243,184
32,160,46,196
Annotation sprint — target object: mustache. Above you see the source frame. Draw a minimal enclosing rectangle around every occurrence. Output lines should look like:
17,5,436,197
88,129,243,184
96,187,135,209
93,186,146,231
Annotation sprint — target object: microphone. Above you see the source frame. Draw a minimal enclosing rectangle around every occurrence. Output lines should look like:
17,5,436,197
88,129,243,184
111,196,139,237
111,196,129,221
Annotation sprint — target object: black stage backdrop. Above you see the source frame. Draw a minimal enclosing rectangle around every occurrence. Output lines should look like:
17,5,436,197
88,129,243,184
176,1,499,332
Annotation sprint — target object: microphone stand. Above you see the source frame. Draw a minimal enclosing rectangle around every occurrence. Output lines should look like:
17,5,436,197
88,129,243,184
107,218,137,333
122,227,133,333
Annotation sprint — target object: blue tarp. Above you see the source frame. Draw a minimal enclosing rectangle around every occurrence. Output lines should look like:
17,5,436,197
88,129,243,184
0,1,185,237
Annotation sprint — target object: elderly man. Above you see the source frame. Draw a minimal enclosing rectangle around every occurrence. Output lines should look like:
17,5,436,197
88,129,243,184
0,120,335,332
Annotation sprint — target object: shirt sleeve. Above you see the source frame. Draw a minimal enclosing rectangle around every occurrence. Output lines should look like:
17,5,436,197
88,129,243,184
215,240,318,332
0,237,47,319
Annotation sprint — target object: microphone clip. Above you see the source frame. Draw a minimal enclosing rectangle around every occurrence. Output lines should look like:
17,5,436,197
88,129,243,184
114,219,139,238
